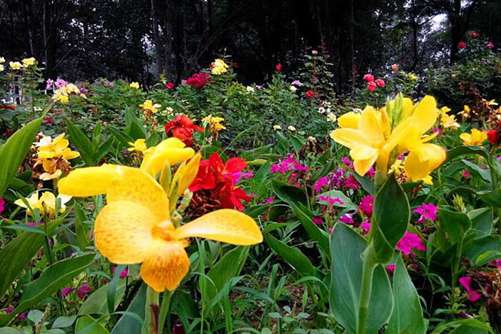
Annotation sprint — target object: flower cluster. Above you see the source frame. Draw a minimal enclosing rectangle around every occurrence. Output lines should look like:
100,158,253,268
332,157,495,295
50,80,85,104
1,57,36,72
202,115,226,134
211,58,229,75
270,154,308,175
363,73,385,93
186,72,210,89
33,133,80,181
15,191,70,217
164,115,203,146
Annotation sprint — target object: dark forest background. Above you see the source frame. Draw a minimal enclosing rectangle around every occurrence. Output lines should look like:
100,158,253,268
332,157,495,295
0,0,499,92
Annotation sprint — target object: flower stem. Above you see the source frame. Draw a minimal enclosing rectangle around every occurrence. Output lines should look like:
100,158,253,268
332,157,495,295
145,287,160,334
356,245,376,334
158,290,173,334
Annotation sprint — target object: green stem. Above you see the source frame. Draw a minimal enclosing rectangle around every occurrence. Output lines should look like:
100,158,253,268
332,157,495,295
158,291,173,334
356,245,376,334
144,287,160,334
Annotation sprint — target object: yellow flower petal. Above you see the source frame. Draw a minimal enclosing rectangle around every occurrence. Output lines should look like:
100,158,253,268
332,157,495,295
175,209,263,245
141,138,195,176
94,201,159,264
350,145,379,176
172,153,201,195
411,95,439,133
58,166,118,197
359,106,385,145
405,144,446,181
330,128,371,149
337,112,361,128
140,240,190,292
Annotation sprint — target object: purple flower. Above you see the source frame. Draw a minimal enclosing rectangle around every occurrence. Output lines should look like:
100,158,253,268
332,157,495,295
17,312,27,321
79,86,88,95
495,259,501,269
360,219,371,234
0,198,5,214
459,276,481,302
2,305,14,314
414,203,438,223
55,78,68,89
291,80,302,86
60,287,74,298
262,197,275,205
77,283,92,300
313,176,330,193
339,214,354,225
312,216,323,225
318,195,344,206
45,79,54,90
358,195,374,217
396,232,426,256
329,168,345,189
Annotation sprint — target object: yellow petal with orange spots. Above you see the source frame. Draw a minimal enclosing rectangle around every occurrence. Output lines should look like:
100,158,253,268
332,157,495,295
175,209,263,245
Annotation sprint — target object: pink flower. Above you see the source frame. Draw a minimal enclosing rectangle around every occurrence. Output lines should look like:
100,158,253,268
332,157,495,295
363,73,375,82
375,79,385,88
339,214,354,225
263,197,275,205
396,232,426,256
119,268,129,279
367,167,376,178
318,195,344,207
275,63,283,73
2,305,14,314
60,287,73,298
360,219,371,235
358,195,374,217
45,79,54,90
367,81,377,92
469,31,479,39
270,155,308,174
413,203,438,223
313,176,330,193
458,41,467,49
343,175,360,190
386,264,396,273
0,198,5,214
459,276,481,302
487,41,495,49
165,82,175,90
391,64,399,73
312,216,323,225
341,156,353,169
462,169,471,179
77,283,92,300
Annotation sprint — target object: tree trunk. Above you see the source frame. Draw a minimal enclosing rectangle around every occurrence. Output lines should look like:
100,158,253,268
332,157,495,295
150,0,164,78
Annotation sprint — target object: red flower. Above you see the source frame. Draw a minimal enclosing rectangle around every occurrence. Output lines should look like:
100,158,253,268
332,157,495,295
165,82,175,90
185,72,210,89
164,115,203,146
43,116,54,125
487,129,499,145
275,63,283,73
367,81,377,92
0,104,16,111
458,40,467,49
375,79,385,88
190,153,251,211
363,73,375,82
305,90,315,99
469,31,479,39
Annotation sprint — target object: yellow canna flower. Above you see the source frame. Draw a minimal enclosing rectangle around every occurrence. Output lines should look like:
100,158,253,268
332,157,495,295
58,164,263,292
128,139,148,153
9,61,22,70
130,82,140,89
459,128,487,146
202,115,226,133
37,134,80,160
330,95,446,182
141,138,195,177
440,106,460,130
211,58,229,75
22,57,36,67
15,191,71,217
140,100,161,114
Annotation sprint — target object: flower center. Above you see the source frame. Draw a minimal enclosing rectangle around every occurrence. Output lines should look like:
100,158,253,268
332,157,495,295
152,221,176,241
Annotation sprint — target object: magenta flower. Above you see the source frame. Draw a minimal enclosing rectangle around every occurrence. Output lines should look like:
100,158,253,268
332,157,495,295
339,214,354,225
462,170,471,179
2,305,14,314
77,283,92,300
228,171,254,184
45,79,54,90
367,167,376,178
493,259,501,269
270,155,308,174
386,264,396,273
262,197,275,205
0,198,5,214
396,232,426,256
119,268,129,279
313,176,330,193
358,195,374,217
360,219,371,235
318,195,344,207
60,287,74,298
459,276,481,302
341,156,353,169
413,203,438,223
312,216,323,225
343,175,360,190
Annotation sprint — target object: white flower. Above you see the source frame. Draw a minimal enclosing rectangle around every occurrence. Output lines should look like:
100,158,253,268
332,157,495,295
288,125,296,131
327,112,337,123
273,125,282,130
318,107,326,114
307,136,316,142
246,86,255,93
289,86,297,92
0,57,5,63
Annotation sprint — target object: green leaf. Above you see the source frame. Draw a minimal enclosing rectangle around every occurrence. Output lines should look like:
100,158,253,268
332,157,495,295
0,232,45,299
111,284,146,334
467,208,493,238
329,224,393,334
477,189,501,207
447,146,489,161
79,279,126,316
317,190,357,211
65,118,96,165
372,176,410,263
437,208,471,247
27,309,44,325
265,233,316,277
52,315,77,329
14,254,95,315
272,181,329,253
75,315,110,334
0,117,42,196
0,328,23,334
464,235,501,266
125,109,146,139
461,159,491,183
387,256,427,334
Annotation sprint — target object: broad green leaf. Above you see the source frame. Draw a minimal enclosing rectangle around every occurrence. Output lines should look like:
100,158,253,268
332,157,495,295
467,208,493,238
0,328,23,334
317,190,357,211
111,284,146,334
15,254,95,314
477,189,501,207
75,315,110,334
437,208,471,248
0,232,45,299
464,235,501,266
431,318,492,334
27,309,44,325
65,118,96,165
329,224,393,334
0,117,42,195
79,279,126,316
372,176,410,263
272,181,329,253
461,159,491,183
52,315,77,329
446,146,489,161
265,233,316,277
125,109,146,139
387,256,427,334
